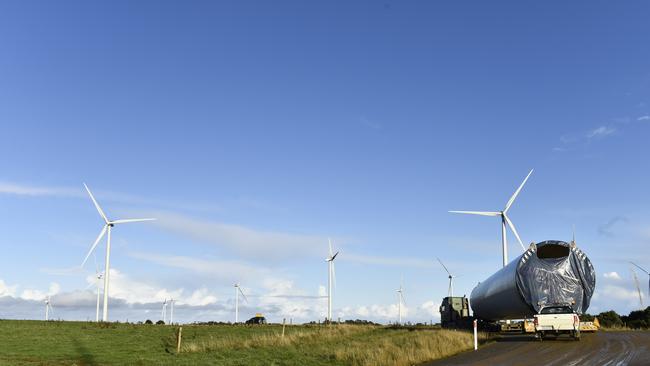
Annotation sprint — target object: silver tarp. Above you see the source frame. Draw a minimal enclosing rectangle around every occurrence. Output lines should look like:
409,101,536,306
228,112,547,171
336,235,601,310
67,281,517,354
470,240,596,321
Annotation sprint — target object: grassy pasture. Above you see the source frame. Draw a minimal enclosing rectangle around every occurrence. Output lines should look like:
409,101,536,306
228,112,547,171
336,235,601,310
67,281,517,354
0,320,484,365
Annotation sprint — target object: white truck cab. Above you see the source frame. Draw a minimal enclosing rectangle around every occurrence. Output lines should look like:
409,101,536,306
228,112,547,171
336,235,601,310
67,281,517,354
534,305,581,341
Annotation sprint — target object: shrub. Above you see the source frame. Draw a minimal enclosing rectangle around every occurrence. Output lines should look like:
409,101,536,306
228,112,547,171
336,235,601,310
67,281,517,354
144,319,153,325
597,310,623,328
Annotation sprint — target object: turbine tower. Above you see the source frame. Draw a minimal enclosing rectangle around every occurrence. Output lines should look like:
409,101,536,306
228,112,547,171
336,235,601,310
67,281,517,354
234,283,248,323
396,278,405,325
44,296,53,321
161,299,168,323
326,238,339,322
169,298,174,325
631,268,644,310
80,183,156,322
630,262,649,303
437,258,458,297
449,169,533,267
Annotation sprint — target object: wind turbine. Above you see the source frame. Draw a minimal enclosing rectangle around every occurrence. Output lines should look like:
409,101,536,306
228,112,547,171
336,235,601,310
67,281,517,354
161,299,168,323
630,262,649,303
449,169,533,267
631,268,644,310
437,258,459,297
90,253,103,322
44,296,54,321
169,298,175,325
326,238,339,322
80,183,156,322
396,278,406,325
234,283,248,323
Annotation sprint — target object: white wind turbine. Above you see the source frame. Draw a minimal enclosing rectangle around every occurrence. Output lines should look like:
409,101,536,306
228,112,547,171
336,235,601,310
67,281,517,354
169,298,175,325
437,258,459,298
161,299,168,323
44,296,54,321
630,262,649,304
234,283,248,323
396,278,406,325
449,169,533,267
80,183,156,322
85,253,104,322
326,238,339,322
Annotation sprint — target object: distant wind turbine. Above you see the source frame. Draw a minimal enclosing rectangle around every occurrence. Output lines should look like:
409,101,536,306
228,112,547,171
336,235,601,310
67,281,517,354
44,296,54,321
449,169,533,267
326,238,339,322
161,299,168,323
234,283,248,323
80,183,156,321
396,278,406,325
437,258,459,297
169,298,175,325
630,262,649,303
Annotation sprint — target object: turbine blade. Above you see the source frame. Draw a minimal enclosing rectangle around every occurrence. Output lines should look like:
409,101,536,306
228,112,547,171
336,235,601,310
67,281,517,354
84,281,95,290
81,225,108,268
332,261,337,290
239,287,248,303
111,218,156,224
400,292,406,306
504,214,526,251
448,211,501,216
504,169,533,213
84,183,109,223
437,257,451,276
630,261,649,275
331,251,339,261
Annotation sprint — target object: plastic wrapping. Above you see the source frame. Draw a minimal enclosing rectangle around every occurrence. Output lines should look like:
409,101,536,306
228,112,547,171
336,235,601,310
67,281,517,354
470,240,596,321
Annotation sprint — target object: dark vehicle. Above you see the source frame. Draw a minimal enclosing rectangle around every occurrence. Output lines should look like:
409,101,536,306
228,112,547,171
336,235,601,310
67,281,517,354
246,313,267,325
440,296,472,329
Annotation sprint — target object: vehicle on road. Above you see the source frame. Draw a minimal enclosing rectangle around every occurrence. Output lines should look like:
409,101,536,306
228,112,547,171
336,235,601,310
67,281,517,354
534,305,581,341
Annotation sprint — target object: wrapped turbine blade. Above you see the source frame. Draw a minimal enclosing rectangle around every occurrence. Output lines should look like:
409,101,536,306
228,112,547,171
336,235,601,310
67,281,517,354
470,240,596,321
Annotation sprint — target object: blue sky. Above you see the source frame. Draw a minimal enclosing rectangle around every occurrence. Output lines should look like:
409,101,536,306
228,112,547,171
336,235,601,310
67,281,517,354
1,1,649,323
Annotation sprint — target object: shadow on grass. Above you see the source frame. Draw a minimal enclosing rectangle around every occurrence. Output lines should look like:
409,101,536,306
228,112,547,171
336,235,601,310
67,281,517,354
72,338,97,366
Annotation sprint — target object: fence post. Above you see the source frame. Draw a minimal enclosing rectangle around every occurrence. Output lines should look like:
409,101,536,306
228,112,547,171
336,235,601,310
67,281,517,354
282,318,286,338
177,326,183,354
473,320,478,351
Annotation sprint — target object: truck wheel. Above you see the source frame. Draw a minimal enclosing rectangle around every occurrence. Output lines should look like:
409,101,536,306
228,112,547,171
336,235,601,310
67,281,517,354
574,331,581,341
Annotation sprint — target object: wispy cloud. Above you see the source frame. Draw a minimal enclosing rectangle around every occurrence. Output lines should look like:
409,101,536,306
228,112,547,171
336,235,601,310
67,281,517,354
0,182,81,197
638,115,650,121
360,117,382,130
342,253,435,268
586,126,616,139
597,216,629,237
128,251,269,282
148,211,325,260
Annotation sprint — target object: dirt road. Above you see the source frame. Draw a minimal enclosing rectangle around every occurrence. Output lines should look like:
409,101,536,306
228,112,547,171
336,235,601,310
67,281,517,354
424,331,650,366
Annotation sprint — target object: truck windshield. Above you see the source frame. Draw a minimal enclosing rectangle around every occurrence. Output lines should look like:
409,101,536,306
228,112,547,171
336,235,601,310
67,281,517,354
540,306,573,314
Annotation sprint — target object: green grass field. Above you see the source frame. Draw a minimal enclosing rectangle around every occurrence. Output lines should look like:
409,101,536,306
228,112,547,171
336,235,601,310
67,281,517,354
0,320,483,365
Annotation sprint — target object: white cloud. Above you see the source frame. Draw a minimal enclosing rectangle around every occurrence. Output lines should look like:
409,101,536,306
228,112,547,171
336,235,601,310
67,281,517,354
603,272,622,280
0,279,18,297
587,126,616,139
637,115,650,121
184,288,218,306
596,284,642,302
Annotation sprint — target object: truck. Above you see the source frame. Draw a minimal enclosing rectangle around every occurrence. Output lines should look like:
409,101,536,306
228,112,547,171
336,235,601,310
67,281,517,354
439,296,473,329
534,305,581,341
